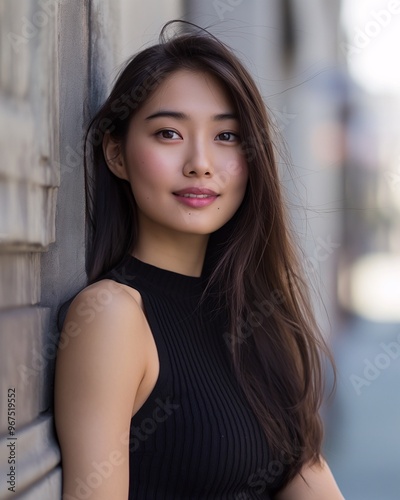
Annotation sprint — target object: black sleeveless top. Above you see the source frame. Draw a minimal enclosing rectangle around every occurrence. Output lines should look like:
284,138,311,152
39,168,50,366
102,254,286,499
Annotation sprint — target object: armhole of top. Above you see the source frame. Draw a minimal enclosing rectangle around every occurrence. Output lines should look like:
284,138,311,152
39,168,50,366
99,274,172,422
122,285,172,423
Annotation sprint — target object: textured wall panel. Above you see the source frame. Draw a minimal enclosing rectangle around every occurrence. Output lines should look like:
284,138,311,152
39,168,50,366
0,0,60,251
14,467,62,500
0,307,51,433
0,253,40,309
0,414,60,499
0,0,62,497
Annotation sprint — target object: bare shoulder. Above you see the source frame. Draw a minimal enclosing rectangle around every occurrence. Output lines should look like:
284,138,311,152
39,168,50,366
55,278,149,414
65,277,144,321
54,279,153,498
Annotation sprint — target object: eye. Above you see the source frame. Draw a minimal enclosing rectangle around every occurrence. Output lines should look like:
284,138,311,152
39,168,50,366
215,132,239,142
155,129,181,140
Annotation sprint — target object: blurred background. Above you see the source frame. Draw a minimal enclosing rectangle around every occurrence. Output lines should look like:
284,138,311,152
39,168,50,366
0,0,399,498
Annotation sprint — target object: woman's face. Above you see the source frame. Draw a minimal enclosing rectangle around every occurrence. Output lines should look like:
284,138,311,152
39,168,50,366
118,69,248,237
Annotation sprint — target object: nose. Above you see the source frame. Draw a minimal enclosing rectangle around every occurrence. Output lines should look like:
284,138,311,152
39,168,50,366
183,139,213,177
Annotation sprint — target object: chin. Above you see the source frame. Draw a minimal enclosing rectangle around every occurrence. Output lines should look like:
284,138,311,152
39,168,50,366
174,217,234,235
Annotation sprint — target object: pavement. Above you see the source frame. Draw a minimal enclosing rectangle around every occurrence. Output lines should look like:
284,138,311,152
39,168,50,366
323,316,400,500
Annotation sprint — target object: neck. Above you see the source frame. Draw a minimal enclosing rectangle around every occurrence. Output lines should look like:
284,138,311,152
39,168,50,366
132,226,210,278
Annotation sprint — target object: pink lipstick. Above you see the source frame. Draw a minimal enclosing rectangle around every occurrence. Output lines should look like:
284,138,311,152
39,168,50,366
173,187,219,208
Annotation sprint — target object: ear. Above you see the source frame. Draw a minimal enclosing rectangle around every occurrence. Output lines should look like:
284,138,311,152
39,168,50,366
102,132,129,181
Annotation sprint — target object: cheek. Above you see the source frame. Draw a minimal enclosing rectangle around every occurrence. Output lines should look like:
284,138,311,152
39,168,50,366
210,154,248,195
226,157,249,194
231,158,248,182
125,146,171,187
230,160,249,209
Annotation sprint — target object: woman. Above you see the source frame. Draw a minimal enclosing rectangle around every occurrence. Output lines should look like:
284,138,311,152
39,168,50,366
54,21,344,499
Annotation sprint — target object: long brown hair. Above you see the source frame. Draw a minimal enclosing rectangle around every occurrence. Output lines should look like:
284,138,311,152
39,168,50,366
83,20,335,488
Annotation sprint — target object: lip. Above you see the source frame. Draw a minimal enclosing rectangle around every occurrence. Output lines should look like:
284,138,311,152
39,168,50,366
173,187,219,196
172,187,219,208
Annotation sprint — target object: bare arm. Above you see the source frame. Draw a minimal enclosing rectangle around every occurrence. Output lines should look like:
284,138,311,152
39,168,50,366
54,280,150,500
274,458,345,500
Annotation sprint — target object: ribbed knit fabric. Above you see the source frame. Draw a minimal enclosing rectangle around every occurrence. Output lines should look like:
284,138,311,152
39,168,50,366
102,254,286,499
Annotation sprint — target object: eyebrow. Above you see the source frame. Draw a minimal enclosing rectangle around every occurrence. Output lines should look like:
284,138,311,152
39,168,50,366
144,110,238,121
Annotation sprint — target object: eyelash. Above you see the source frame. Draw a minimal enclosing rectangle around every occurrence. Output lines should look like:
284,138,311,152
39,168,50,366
155,129,181,140
215,132,239,142
155,129,240,142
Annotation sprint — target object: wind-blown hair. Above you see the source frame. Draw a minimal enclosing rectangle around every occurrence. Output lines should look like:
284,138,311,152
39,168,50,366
81,20,334,489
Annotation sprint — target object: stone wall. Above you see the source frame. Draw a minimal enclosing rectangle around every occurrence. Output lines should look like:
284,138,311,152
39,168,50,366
0,0,63,497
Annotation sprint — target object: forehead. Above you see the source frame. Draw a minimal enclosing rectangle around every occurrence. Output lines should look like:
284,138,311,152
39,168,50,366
138,69,235,115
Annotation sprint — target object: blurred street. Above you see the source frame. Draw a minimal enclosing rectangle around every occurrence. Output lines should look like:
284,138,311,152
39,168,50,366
324,317,400,500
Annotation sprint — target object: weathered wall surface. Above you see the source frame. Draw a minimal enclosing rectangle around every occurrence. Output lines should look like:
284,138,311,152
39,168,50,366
0,0,63,497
